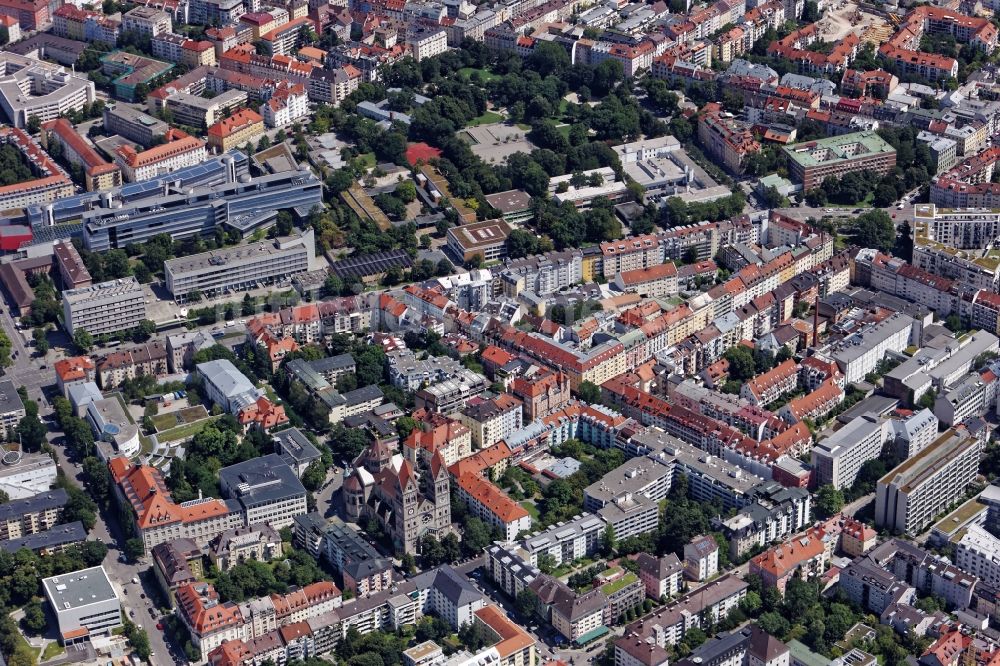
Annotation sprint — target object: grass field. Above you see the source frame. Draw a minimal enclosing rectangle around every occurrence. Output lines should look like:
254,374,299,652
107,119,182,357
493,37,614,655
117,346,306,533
41,641,64,661
157,415,220,443
150,412,178,431
458,67,499,83
357,152,377,168
468,110,505,126
150,405,208,432
521,500,540,521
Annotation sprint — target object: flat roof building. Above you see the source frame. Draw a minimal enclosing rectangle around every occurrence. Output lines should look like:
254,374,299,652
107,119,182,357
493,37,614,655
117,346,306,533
273,427,321,477
484,190,532,225
102,103,169,147
0,451,57,500
447,219,513,264
0,52,95,129
62,277,146,337
80,167,320,252
164,228,316,302
876,428,983,535
42,566,121,645
811,414,891,489
784,131,897,190
219,454,307,529
0,379,26,441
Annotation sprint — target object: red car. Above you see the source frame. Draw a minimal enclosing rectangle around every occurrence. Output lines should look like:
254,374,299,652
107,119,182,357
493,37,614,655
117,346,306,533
156,623,163,631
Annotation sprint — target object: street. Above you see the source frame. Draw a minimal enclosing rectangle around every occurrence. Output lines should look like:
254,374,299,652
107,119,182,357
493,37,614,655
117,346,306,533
43,429,176,663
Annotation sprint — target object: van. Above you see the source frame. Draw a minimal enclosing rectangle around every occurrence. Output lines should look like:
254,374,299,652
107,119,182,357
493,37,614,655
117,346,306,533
131,577,139,585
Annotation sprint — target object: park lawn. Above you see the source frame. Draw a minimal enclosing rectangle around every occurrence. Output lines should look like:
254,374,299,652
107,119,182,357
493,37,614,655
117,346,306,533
157,415,220,443
521,500,540,521
458,67,499,82
468,110,505,126
41,641,64,661
11,631,39,665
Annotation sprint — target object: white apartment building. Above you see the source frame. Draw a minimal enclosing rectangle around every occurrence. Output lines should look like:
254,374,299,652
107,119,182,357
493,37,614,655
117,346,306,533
501,250,582,296
387,350,463,391
811,414,890,489
891,408,938,458
616,637,670,666
598,493,660,541
928,331,999,390
684,535,720,582
459,394,523,449
0,379,25,441
601,232,666,279
518,513,606,567
956,524,1000,588
408,26,448,61
261,81,308,128
875,429,983,534
122,5,172,36
934,372,996,427
912,242,1000,292
825,312,915,383
62,277,147,337
613,263,679,299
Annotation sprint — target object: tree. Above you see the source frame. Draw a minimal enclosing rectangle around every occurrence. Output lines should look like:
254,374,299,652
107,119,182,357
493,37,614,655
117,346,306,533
516,588,539,618
537,553,556,574
441,533,462,563
601,523,616,555
73,328,93,353
724,346,755,382
16,413,46,452
815,484,845,518
124,618,151,660
20,600,46,633
577,380,602,404
133,319,156,342
0,329,10,370
462,517,491,555
853,210,895,252
124,538,145,561
740,590,762,615
757,611,790,638
301,460,327,491
436,259,454,276
32,328,48,356
26,115,40,134
396,180,417,203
